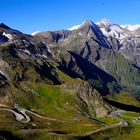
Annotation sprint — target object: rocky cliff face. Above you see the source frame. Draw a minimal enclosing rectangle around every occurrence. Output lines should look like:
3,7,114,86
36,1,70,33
61,79,111,118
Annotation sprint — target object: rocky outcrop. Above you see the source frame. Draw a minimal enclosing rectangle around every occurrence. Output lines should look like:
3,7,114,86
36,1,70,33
62,79,111,118
77,82,111,118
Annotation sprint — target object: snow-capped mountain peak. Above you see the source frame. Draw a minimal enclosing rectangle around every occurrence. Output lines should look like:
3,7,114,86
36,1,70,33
96,18,113,27
96,19,127,40
68,19,128,40
83,19,94,26
68,20,94,31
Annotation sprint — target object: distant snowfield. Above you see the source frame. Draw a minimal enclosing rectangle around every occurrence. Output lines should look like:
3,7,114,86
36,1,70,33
68,19,140,32
120,24,140,31
31,19,140,36
96,19,127,39
67,19,140,41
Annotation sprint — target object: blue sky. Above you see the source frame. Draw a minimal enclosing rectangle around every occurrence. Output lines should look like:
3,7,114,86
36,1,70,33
0,0,140,34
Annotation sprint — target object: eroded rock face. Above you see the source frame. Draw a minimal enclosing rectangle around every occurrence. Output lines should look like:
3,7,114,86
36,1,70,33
77,82,111,118
62,80,111,118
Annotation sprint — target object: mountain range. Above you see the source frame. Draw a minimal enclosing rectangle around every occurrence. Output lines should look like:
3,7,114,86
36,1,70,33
32,19,140,97
1,19,140,140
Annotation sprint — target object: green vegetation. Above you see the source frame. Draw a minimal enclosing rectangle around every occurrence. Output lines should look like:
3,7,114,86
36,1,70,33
0,79,105,139
99,116,119,125
57,70,73,82
107,92,140,107
1,77,140,140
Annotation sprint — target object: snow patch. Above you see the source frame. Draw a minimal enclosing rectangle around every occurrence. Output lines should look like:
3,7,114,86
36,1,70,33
68,24,82,31
22,49,31,55
0,70,5,77
2,32,13,40
31,31,40,36
68,20,90,31
42,54,47,58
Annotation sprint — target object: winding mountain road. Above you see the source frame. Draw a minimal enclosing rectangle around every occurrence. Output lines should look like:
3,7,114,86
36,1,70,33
0,107,65,123
0,108,24,121
0,106,140,128
18,108,64,123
